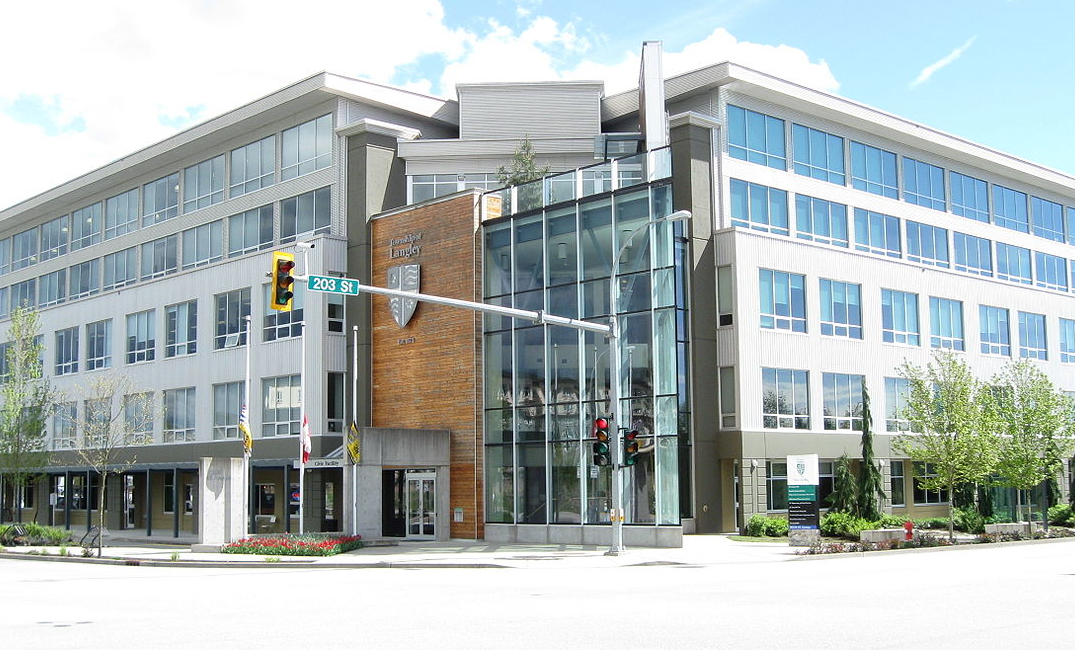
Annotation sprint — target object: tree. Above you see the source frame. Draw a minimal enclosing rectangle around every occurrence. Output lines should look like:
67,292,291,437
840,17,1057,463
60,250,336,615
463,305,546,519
74,374,154,556
991,359,1074,527
827,454,857,514
0,307,57,523
895,351,999,541
496,135,550,187
856,385,886,521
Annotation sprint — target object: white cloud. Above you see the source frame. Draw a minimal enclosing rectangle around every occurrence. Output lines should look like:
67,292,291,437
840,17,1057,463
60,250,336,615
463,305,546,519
910,36,978,89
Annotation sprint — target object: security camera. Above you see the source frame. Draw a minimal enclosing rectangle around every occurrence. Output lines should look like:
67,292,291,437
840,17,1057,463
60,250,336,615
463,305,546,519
294,242,316,251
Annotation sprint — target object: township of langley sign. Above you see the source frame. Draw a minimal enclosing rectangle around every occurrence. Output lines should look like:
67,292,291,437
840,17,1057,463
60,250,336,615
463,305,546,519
785,454,820,534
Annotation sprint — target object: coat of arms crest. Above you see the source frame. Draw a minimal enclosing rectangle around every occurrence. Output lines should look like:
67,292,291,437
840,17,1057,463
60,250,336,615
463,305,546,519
387,263,420,327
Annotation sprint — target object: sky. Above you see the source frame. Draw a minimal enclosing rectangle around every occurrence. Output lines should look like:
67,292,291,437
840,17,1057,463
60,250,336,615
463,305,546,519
2,0,1074,211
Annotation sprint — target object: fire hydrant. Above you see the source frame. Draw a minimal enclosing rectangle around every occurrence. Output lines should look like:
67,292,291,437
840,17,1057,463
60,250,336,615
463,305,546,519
903,520,914,541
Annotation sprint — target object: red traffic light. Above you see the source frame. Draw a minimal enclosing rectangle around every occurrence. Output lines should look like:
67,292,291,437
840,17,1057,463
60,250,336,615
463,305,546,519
592,417,610,441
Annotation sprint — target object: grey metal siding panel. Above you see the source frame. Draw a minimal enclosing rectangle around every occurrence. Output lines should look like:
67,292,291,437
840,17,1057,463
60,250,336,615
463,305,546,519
459,84,602,140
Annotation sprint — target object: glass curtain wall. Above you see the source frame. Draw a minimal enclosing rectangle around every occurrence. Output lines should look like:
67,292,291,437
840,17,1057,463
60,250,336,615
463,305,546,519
482,179,689,528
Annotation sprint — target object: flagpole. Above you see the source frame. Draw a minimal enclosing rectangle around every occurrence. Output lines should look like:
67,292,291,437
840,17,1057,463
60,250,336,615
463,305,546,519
351,324,359,536
298,320,306,535
243,314,251,536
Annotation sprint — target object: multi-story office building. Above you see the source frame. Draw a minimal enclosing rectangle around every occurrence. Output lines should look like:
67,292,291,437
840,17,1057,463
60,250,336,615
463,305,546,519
1,43,1072,544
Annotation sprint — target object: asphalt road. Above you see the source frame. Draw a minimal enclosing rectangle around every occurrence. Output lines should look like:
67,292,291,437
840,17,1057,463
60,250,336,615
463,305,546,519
2,541,1072,649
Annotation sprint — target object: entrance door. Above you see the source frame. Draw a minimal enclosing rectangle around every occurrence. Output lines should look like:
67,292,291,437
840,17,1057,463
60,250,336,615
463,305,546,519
405,472,435,540
123,475,136,529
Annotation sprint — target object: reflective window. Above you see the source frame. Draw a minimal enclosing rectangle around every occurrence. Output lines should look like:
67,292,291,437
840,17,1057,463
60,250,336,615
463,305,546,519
12,227,38,270
950,171,989,222
1059,318,1075,363
38,269,65,307
795,195,848,247
766,461,788,511
996,242,1032,284
11,278,36,309
228,205,274,257
125,309,155,364
1018,311,1047,360
124,393,154,445
890,460,906,506
40,215,68,261
822,372,864,430
979,305,1010,356
163,387,196,442
215,288,251,349
1035,251,1068,291
55,326,79,375
0,238,10,276
140,235,178,280
68,259,100,299
1031,196,1064,242
761,368,809,429
727,105,786,169
142,173,179,226
165,300,197,357
281,114,332,180
104,247,138,290
759,269,806,332
262,375,300,437
1068,207,1075,246
905,220,949,267
953,232,992,276
86,319,111,370
792,124,844,184
819,279,861,339
181,220,223,269
183,155,225,212
231,136,275,197
70,203,102,250
881,289,919,346
929,297,964,351
280,187,330,242
884,378,914,432
410,174,460,202
105,188,139,240
730,179,788,235
853,208,900,257
850,141,898,198
213,381,244,440
53,403,77,450
993,185,1028,233
264,283,303,341
902,157,945,210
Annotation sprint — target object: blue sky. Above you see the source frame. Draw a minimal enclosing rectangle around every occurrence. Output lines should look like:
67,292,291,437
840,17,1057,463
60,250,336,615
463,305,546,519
2,0,1073,210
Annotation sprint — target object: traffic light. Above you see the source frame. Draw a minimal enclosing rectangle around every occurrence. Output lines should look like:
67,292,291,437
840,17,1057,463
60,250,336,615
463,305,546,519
271,251,296,312
591,417,612,466
622,429,640,466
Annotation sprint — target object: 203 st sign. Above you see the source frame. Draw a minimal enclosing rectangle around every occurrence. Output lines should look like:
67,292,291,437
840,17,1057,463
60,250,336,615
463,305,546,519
307,274,361,295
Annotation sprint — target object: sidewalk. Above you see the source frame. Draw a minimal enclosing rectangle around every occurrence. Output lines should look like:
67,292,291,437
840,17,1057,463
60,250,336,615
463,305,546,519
1,533,800,569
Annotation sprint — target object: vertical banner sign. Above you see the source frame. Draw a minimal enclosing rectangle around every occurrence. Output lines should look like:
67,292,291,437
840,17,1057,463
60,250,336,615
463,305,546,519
786,453,820,531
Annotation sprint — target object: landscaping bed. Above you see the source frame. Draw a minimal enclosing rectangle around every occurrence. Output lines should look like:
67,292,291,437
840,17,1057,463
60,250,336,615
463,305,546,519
221,534,363,556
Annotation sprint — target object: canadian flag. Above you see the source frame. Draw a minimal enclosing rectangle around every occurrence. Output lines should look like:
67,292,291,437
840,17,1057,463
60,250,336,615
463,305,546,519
300,415,312,465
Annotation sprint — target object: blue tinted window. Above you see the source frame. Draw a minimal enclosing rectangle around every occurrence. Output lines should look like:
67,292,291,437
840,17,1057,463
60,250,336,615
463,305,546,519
979,305,1010,356
759,269,806,333
953,232,992,276
1067,207,1075,246
1018,311,1047,360
1030,196,1064,242
996,243,1032,284
950,171,989,222
881,289,919,346
905,220,949,268
853,208,901,257
929,297,964,351
730,179,788,235
902,158,946,210
819,279,862,339
795,195,848,247
792,124,845,184
727,105,786,169
822,373,865,431
993,185,1028,233
850,141,898,198
762,367,810,429
1034,251,1068,291
1060,318,1075,363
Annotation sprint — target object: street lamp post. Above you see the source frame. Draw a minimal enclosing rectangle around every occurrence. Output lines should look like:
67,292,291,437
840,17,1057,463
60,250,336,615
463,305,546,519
605,209,690,556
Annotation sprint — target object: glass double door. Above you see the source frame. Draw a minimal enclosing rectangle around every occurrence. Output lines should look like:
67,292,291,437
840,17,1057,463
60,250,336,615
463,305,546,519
406,472,435,540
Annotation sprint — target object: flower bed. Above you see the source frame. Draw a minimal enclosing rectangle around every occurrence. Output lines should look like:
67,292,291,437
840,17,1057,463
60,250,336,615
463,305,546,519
221,534,362,556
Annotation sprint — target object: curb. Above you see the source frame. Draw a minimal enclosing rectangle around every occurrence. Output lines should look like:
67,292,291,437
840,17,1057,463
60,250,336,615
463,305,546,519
0,552,510,569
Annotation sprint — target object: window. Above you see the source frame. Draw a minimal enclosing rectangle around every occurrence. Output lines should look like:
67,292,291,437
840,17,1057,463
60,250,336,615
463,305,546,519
410,174,462,202
38,269,66,307
905,220,948,267
0,287,7,319
853,208,900,257
1068,207,1075,246
902,157,945,210
953,232,992,276
890,460,905,506
992,185,1028,233
996,243,1032,284
819,279,862,339
881,289,919,345
213,381,244,440
327,293,344,332
262,374,300,437
462,173,499,191
103,247,138,290
126,309,155,364
718,366,736,428
86,319,111,370
70,203,102,250
730,180,788,235
823,372,865,431
181,220,223,269
12,227,38,270
228,205,273,257
68,259,100,299
163,387,196,442
950,171,989,222
0,238,9,276
717,266,734,326
1034,251,1068,291
726,105,786,169
761,367,809,429
884,377,913,432
792,124,844,183
850,141,898,198
124,393,154,445
182,155,225,212
215,288,251,349
105,188,140,240
53,402,77,450
766,461,788,511
165,300,197,357
280,187,330,242
164,473,175,513
11,278,36,309
913,462,948,505
1031,196,1064,242
55,327,79,375
795,195,848,247
84,398,111,447
758,269,806,332
327,372,345,433
929,297,964,351
264,283,303,341
281,114,332,180
230,136,275,197
1060,318,1075,363
979,305,1011,356
1018,311,1047,360
140,235,178,280
40,215,68,261
142,173,179,226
